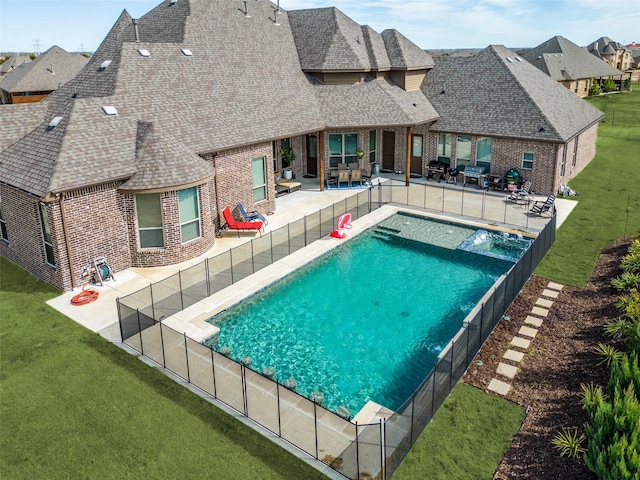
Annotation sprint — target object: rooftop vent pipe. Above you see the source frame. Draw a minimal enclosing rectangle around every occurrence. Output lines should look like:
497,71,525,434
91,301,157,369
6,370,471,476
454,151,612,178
133,19,140,42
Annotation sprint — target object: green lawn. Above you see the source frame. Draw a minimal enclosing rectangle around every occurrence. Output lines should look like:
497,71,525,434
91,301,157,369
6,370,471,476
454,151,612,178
536,85,640,286
0,256,327,480
392,383,525,480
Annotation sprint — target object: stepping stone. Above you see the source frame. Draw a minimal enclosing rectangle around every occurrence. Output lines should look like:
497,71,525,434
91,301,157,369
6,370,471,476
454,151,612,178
542,289,559,299
531,306,549,317
503,349,525,362
488,378,511,395
547,282,564,291
496,362,518,379
510,336,531,349
535,298,553,308
519,326,538,338
525,316,543,327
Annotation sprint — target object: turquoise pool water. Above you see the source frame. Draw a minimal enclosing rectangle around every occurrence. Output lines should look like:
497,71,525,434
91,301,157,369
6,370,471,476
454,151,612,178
206,213,522,416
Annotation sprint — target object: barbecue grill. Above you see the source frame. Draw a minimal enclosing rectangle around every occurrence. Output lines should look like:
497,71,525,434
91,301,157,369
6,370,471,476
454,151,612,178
462,165,487,188
427,160,446,182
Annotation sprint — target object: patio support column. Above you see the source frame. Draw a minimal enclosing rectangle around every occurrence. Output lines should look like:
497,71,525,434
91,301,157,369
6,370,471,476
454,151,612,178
319,131,325,191
405,126,412,186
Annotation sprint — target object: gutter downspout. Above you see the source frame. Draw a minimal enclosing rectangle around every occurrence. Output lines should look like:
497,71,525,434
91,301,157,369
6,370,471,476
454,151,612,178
59,192,77,289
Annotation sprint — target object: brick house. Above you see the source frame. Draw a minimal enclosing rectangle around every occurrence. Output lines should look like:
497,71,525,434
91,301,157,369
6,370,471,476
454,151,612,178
0,46,88,104
518,36,628,97
588,37,634,71
0,0,603,291
422,45,603,195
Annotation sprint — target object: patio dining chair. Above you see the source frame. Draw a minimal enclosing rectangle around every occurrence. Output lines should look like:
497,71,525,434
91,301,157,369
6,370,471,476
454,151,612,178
349,168,363,187
508,180,532,204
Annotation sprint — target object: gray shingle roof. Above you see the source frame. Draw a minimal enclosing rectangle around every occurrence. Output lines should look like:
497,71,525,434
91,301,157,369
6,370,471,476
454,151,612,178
381,30,434,70
422,45,604,142
362,25,391,70
312,76,438,128
119,122,214,192
518,36,624,81
0,103,48,150
288,8,374,71
0,46,88,93
1,0,325,197
0,55,31,75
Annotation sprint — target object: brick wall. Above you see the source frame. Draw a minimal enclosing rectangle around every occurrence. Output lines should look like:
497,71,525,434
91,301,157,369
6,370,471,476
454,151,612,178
124,183,215,268
0,186,66,290
214,143,276,226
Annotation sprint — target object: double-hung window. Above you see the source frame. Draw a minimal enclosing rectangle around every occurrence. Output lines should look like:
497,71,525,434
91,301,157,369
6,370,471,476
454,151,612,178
329,133,358,167
38,203,55,266
475,137,492,171
522,152,535,170
136,193,164,248
437,133,451,165
0,197,7,241
178,187,200,243
456,135,471,170
252,157,267,202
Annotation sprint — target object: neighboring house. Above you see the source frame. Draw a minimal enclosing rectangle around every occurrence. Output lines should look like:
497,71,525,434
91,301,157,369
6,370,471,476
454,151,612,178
518,36,627,97
0,46,88,104
588,37,634,71
0,0,603,291
0,54,32,76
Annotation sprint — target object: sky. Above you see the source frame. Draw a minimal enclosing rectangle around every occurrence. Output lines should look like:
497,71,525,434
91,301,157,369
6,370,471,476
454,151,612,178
1,0,638,54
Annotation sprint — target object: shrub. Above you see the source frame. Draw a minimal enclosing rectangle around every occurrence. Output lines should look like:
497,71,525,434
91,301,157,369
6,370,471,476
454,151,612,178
603,78,617,93
589,83,602,96
552,428,587,458
582,357,640,480
612,272,640,291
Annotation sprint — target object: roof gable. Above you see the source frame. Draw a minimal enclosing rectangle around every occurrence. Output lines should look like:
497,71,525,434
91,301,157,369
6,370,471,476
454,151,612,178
423,45,604,142
518,36,624,81
381,29,434,70
0,45,88,93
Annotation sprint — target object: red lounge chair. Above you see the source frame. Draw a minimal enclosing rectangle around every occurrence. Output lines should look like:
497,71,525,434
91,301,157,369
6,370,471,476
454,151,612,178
222,206,263,236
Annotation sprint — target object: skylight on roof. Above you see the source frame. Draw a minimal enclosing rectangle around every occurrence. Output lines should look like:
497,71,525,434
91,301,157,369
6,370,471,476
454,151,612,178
515,57,523,62
48,116,64,128
181,48,192,56
506,57,514,63
138,49,150,57
102,106,118,116
100,60,112,70
170,0,178,4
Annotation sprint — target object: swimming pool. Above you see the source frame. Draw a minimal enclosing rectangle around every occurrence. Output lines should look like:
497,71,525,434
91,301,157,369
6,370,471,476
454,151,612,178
205,213,527,417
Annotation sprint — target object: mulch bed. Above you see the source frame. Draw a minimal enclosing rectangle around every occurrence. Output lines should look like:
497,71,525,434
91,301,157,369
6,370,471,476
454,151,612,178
463,238,630,479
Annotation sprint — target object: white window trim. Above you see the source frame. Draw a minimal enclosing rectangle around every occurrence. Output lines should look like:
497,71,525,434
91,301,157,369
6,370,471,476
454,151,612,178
522,152,535,170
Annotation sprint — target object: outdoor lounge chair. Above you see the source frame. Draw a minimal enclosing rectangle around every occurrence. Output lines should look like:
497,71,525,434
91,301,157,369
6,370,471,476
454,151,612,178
508,180,532,204
221,206,263,236
531,194,555,216
238,203,268,225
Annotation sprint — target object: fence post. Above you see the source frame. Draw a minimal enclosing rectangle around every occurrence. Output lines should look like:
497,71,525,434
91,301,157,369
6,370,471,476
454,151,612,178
460,188,464,216
210,348,217,398
379,419,384,480
116,298,124,342
184,332,190,383
159,322,166,368
241,364,248,416
449,341,454,390
150,283,155,321
304,216,308,247
410,389,416,445
287,223,291,255
229,248,235,284
136,309,144,355
313,400,319,459
441,185,445,212
355,421,361,480
270,231,274,265
431,367,436,417
205,257,211,298
178,270,184,311
276,380,282,437
251,240,255,274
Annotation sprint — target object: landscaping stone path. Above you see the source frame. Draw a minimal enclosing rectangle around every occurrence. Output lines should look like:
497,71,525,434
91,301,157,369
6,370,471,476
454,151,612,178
487,281,564,396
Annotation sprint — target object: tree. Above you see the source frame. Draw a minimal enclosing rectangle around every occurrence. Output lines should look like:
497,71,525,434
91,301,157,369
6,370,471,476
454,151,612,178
603,78,617,93
589,83,601,96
